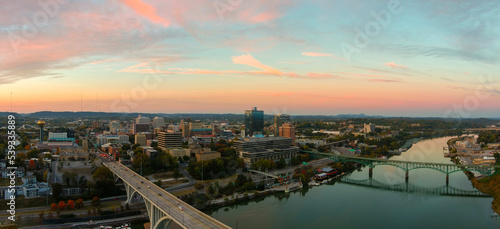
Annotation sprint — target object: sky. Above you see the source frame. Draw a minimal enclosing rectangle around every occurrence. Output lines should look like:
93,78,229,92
1,0,499,118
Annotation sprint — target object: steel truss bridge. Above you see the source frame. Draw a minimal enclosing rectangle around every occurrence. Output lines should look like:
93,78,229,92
304,151,500,185
340,177,490,197
103,161,231,229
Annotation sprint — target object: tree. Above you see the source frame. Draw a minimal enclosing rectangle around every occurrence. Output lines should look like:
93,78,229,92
50,203,57,211
27,148,41,159
28,159,36,170
75,199,84,209
51,183,62,202
121,144,131,151
91,196,100,207
43,170,49,182
67,200,75,209
92,167,114,181
173,168,181,180
57,201,66,210
133,153,150,170
277,158,286,169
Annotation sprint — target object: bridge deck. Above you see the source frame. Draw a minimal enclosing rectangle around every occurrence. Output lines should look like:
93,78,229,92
104,162,231,229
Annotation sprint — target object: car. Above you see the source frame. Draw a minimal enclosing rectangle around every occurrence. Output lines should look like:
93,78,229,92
138,187,141,189
147,185,151,188
141,181,144,183
178,206,183,211
132,174,135,177
158,193,162,196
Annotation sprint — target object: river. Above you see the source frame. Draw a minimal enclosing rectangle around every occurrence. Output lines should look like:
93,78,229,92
207,137,500,228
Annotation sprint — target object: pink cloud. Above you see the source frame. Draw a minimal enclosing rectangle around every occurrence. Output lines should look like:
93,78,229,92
384,62,409,69
302,52,332,57
232,54,282,75
119,0,170,27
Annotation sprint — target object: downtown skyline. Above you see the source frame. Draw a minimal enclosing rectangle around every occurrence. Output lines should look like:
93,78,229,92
1,0,500,117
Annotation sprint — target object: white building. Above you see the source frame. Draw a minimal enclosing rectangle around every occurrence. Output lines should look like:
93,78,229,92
136,115,151,125
364,123,376,133
96,135,107,146
109,121,121,133
153,117,165,129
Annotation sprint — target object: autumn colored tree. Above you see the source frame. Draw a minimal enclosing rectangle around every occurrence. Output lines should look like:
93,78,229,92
29,159,36,170
43,170,48,182
57,201,66,210
67,200,75,209
75,198,84,209
91,196,100,207
50,203,57,210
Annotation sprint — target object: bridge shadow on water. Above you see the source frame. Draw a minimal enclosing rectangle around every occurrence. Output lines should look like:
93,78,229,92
339,176,491,198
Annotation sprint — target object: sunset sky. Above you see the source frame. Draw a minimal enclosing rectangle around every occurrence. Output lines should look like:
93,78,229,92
1,0,499,117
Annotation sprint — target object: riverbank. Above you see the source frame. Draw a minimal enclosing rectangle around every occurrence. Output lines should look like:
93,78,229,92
472,174,500,215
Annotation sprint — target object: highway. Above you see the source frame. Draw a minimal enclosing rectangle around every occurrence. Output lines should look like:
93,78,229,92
103,161,231,229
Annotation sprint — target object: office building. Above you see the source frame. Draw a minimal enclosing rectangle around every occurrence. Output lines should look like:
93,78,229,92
189,121,203,130
135,133,147,146
109,121,120,133
234,136,299,167
133,123,150,134
364,123,376,133
182,122,190,137
152,117,165,129
273,114,290,136
279,123,296,145
136,115,150,124
158,132,183,149
244,107,264,137
195,148,221,161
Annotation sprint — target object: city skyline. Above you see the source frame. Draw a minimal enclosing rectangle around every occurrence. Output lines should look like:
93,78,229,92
1,0,499,117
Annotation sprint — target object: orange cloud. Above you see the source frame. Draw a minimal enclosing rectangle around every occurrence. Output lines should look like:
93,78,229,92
119,0,170,27
384,62,409,69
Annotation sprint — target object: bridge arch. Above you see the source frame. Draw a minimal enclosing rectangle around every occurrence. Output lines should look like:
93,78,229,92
407,166,447,174
371,163,407,172
153,216,173,229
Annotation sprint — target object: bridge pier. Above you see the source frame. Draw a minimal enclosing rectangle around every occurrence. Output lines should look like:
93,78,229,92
405,171,409,183
446,174,449,186
368,167,373,179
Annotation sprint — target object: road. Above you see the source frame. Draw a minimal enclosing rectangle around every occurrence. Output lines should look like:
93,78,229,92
104,161,231,229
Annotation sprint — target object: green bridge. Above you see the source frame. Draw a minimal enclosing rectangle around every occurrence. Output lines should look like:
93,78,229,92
304,151,500,185
340,177,490,197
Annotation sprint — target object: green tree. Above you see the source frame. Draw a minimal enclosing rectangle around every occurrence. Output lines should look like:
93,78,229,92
92,167,114,181
173,168,181,180
51,183,62,202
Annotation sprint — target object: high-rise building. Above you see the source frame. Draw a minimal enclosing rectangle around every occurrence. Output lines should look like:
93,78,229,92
279,123,296,145
133,123,150,134
189,121,203,130
158,132,183,149
152,117,165,129
136,115,150,124
109,121,120,133
244,107,264,137
364,123,376,133
135,133,147,146
182,122,190,137
273,114,291,136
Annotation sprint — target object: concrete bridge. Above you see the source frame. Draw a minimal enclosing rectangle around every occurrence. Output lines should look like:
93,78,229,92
340,176,491,197
304,151,500,185
104,161,231,229
248,169,279,179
